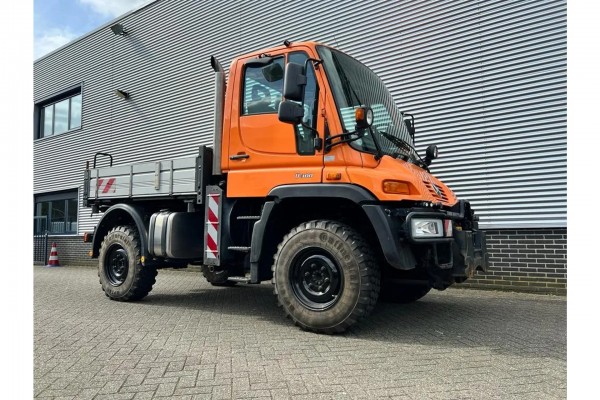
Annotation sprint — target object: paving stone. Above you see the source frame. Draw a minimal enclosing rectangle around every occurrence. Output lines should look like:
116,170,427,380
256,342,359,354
34,266,566,399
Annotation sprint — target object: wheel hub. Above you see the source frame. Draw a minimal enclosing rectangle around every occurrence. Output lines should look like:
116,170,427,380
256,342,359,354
290,251,343,311
105,245,129,286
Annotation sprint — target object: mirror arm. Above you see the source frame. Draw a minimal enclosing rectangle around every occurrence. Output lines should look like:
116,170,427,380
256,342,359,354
369,127,384,161
304,58,323,72
325,131,352,142
324,130,362,152
401,112,415,142
299,122,323,151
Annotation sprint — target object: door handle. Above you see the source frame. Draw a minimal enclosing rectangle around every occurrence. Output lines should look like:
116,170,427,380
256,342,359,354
229,153,249,160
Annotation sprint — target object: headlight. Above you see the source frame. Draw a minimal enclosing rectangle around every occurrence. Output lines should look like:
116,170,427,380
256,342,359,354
411,218,443,238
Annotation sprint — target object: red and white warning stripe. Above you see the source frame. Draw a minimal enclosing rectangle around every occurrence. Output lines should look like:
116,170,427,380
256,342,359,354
205,193,220,260
97,177,116,194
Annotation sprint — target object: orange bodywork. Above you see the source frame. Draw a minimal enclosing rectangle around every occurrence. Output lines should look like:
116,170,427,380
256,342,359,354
221,41,456,207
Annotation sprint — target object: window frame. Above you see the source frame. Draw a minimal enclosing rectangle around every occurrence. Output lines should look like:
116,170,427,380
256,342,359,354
34,190,79,235
288,51,320,156
34,84,83,140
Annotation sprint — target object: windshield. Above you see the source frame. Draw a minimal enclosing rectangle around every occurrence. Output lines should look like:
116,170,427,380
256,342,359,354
317,46,416,159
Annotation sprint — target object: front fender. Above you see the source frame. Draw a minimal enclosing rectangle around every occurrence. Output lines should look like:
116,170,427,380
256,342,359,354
262,184,416,271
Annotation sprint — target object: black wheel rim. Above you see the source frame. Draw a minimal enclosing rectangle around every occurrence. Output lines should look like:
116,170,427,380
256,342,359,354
289,249,343,311
105,244,129,286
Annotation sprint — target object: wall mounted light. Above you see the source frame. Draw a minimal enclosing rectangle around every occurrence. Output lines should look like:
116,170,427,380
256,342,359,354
110,23,128,36
115,89,130,99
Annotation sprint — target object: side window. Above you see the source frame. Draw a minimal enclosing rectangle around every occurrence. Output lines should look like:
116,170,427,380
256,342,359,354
242,57,284,115
288,52,319,155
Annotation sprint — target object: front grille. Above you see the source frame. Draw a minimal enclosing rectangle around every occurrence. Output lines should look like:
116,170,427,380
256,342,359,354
423,180,449,202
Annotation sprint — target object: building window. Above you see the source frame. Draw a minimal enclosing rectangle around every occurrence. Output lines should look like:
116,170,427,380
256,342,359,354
37,90,82,138
34,191,78,234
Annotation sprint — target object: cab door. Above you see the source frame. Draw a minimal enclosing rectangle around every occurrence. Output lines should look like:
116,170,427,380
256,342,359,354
227,48,325,197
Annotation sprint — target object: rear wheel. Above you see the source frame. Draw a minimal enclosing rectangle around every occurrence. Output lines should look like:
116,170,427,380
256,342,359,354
272,220,380,334
98,226,157,301
202,267,238,287
202,265,243,287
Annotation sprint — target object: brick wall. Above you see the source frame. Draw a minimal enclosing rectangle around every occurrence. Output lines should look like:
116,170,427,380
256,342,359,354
457,228,567,294
34,236,95,267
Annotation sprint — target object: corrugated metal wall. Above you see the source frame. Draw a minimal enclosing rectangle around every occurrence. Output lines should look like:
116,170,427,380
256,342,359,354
34,0,566,232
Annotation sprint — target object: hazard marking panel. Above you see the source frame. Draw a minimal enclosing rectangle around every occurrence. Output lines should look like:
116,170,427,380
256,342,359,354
97,178,117,194
204,186,222,266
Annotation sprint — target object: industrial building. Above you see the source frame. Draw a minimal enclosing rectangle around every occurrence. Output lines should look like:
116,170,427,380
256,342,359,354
33,0,566,292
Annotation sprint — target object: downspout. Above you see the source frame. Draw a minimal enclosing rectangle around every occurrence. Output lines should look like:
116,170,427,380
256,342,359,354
210,56,225,176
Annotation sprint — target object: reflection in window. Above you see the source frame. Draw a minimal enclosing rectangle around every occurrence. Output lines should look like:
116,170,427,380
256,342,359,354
43,106,53,137
67,199,78,231
242,58,284,115
39,91,82,138
288,52,319,155
70,94,82,129
50,200,66,233
54,99,69,135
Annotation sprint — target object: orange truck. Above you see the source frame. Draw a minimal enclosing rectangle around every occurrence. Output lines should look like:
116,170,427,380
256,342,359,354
84,41,488,333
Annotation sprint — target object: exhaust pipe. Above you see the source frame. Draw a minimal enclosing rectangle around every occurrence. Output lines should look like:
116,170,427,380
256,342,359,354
210,56,225,176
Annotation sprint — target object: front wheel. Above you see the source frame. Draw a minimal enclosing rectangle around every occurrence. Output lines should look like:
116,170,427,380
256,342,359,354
98,226,157,301
272,220,380,334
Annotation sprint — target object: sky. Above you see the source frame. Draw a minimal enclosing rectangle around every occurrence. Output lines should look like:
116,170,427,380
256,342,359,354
34,0,153,60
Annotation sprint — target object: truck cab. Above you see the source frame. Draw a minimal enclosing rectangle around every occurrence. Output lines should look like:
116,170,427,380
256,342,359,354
85,41,488,334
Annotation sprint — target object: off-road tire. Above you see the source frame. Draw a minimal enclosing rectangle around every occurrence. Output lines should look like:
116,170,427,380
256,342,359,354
98,225,157,301
202,267,238,286
272,220,380,334
380,282,431,304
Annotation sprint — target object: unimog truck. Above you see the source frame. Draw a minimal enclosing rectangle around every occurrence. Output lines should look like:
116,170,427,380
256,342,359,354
84,41,488,333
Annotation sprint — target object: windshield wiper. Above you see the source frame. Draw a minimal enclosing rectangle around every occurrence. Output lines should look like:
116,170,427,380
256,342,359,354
378,130,410,158
378,130,429,170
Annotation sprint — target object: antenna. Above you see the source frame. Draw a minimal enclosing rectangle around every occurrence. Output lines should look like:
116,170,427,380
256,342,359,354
334,35,340,49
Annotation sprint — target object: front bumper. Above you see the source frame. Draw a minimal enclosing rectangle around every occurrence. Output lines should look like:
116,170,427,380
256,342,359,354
362,200,489,275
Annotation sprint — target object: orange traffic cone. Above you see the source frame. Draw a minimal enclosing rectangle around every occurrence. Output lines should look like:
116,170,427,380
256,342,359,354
46,243,61,267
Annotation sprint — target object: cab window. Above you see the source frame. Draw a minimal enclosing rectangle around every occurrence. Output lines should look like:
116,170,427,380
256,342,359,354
242,58,284,115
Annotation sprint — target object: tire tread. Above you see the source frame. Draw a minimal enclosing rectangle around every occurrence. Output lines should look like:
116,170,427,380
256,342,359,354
272,220,380,334
98,225,157,301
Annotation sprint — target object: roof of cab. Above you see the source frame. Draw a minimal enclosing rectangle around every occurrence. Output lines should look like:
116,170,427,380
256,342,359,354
230,41,332,63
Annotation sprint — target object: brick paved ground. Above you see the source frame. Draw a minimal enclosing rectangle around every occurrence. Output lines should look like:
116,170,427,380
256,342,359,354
34,266,566,399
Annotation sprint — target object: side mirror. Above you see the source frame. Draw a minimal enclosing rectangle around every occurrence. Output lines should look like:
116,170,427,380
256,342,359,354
424,144,438,166
278,101,304,124
283,62,306,102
